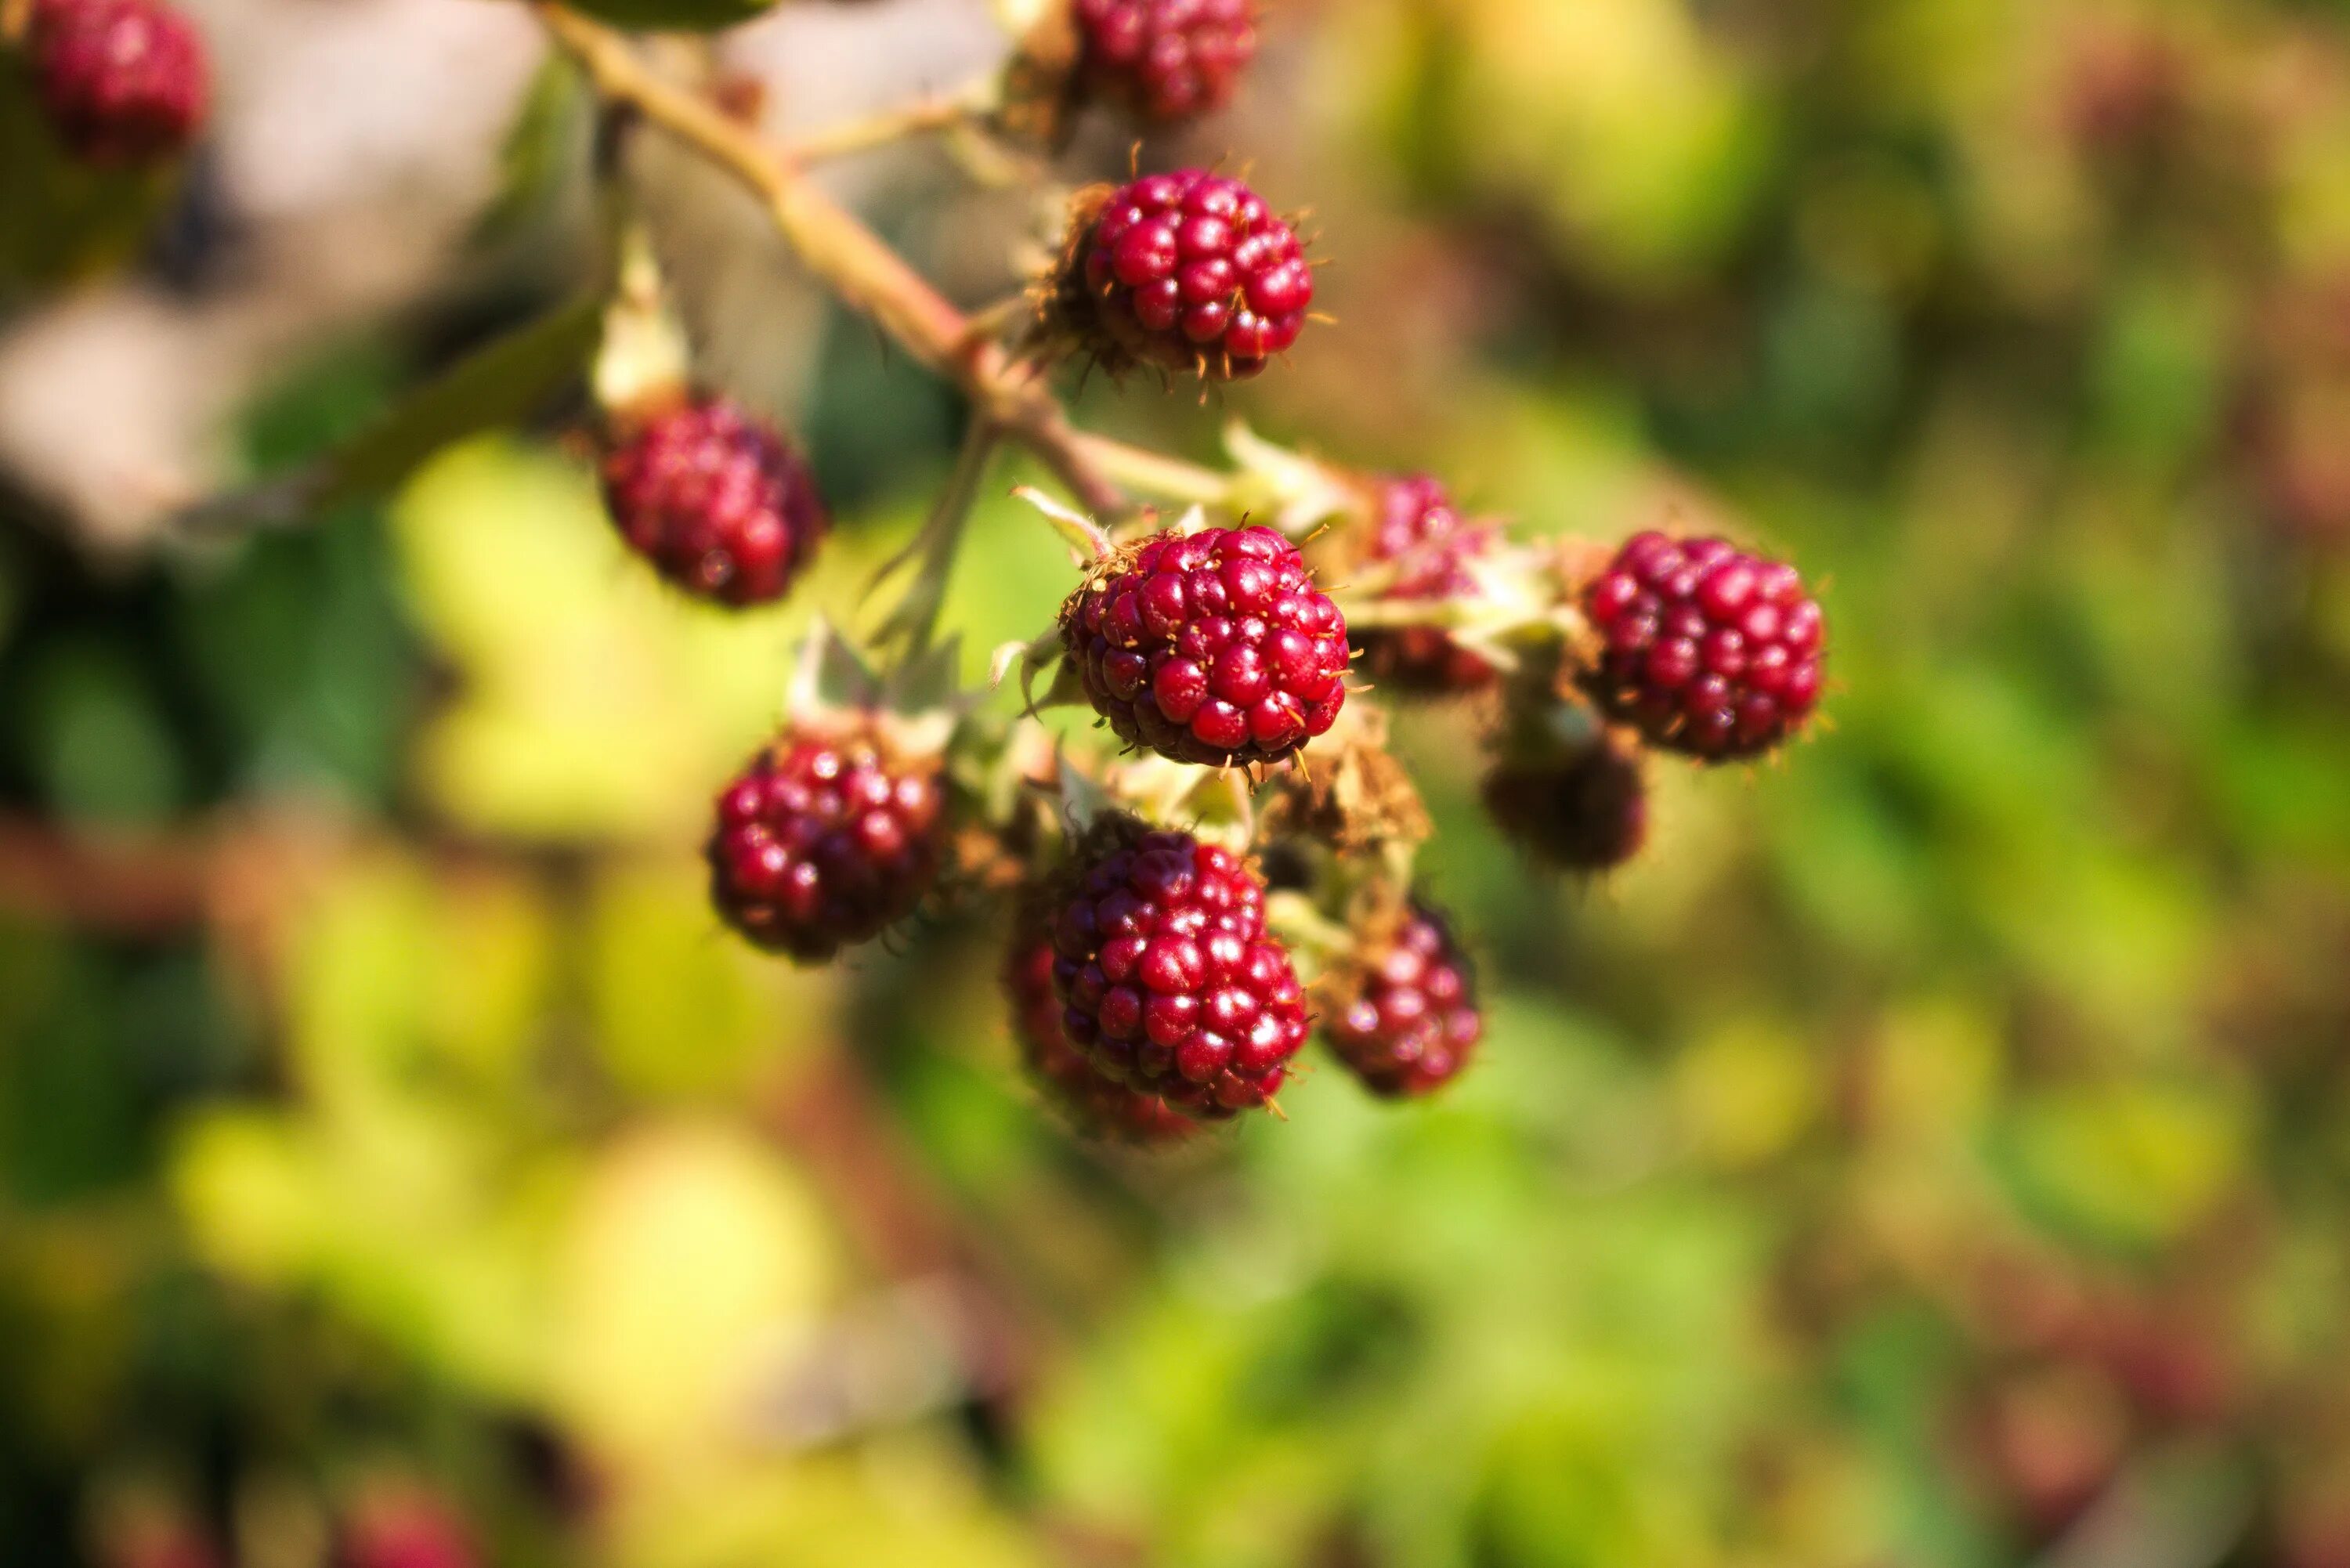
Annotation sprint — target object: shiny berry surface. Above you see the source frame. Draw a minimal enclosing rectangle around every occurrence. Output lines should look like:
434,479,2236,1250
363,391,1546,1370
1048,826,1307,1118
1073,0,1258,124
1582,531,1824,761
28,0,209,165
1076,169,1314,381
1481,732,1649,874
1062,524,1350,767
599,396,826,609
1353,473,1500,694
1324,904,1481,1099
1007,933,1198,1143
707,723,943,963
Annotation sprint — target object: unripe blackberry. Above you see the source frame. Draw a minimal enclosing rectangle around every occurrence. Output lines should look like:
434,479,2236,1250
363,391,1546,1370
1351,473,1500,694
1007,932,1198,1143
1072,0,1258,125
1060,169,1314,381
599,396,826,609
1481,729,1649,874
26,0,209,166
1582,531,1824,761
1048,823,1307,1118
707,719,944,962
1323,903,1481,1099
1062,523,1350,767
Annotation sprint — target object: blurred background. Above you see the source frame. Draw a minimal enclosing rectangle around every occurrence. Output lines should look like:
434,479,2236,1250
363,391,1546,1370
5,0,2350,1564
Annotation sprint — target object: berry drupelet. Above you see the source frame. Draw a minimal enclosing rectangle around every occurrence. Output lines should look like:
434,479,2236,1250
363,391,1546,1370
1067,169,1314,381
1481,728,1650,874
1072,0,1258,124
26,0,209,166
599,396,826,609
1062,522,1350,767
1048,824,1307,1118
1323,904,1482,1098
1350,472,1500,695
707,721,944,963
1582,531,1824,761
1007,932,1198,1143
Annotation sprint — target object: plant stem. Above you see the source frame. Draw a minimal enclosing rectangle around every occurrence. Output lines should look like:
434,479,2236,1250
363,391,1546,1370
538,3,1153,517
779,89,987,164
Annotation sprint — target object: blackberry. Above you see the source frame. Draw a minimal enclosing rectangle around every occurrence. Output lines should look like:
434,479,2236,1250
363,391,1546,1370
26,0,209,165
1323,903,1481,1098
1062,522,1350,767
1048,823,1306,1118
599,395,826,609
1350,472,1500,694
1481,728,1649,874
1007,930,1198,1143
1072,0,1258,124
707,719,945,962
1582,530,1824,761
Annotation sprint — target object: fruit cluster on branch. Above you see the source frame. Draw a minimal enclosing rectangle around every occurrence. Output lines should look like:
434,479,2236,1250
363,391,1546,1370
15,0,1832,1138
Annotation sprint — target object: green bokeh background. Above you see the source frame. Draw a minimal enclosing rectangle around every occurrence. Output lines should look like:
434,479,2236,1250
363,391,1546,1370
6,0,2350,1565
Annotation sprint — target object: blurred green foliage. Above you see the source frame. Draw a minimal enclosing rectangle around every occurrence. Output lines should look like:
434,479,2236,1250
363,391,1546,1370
7,0,2350,1565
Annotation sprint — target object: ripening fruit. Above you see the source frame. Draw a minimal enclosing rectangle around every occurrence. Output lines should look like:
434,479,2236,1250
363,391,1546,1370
599,395,827,609
1058,169,1314,381
337,1488,478,1568
1350,472,1501,695
707,720,945,963
1582,531,1824,761
26,0,209,166
1481,728,1650,875
1061,522,1350,767
1322,903,1482,1098
1047,823,1307,1118
1072,0,1259,125
1007,929,1198,1143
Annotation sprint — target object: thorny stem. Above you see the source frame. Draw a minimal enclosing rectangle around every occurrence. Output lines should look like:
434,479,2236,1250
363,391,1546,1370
538,2,1187,522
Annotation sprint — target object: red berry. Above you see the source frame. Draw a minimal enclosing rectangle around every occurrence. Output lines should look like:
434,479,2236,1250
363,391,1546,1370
1481,729,1649,874
1007,930,1198,1143
1352,473,1501,694
707,721,945,962
599,396,826,609
27,0,209,166
338,1491,476,1568
1072,0,1258,124
1581,531,1824,761
1323,904,1481,1098
1047,824,1307,1119
1070,169,1314,381
1061,523,1350,767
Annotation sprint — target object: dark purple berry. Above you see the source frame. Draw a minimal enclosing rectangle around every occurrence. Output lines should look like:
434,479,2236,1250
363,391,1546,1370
600,396,826,609
1482,729,1649,874
1323,904,1481,1099
27,0,208,165
1068,169,1314,381
707,721,944,962
1352,473,1501,694
1047,823,1307,1119
1061,523,1350,767
1582,530,1824,761
1072,0,1258,124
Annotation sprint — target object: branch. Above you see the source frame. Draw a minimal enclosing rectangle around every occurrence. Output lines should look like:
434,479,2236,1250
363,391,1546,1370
537,3,1145,515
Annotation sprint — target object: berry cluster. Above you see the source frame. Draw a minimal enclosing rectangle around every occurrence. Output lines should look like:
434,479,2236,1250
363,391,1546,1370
599,396,828,609
707,721,944,963
1072,0,1259,125
1323,905,1482,1098
1582,531,1824,761
1061,523,1350,767
1062,169,1315,381
26,0,209,165
1043,826,1307,1119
